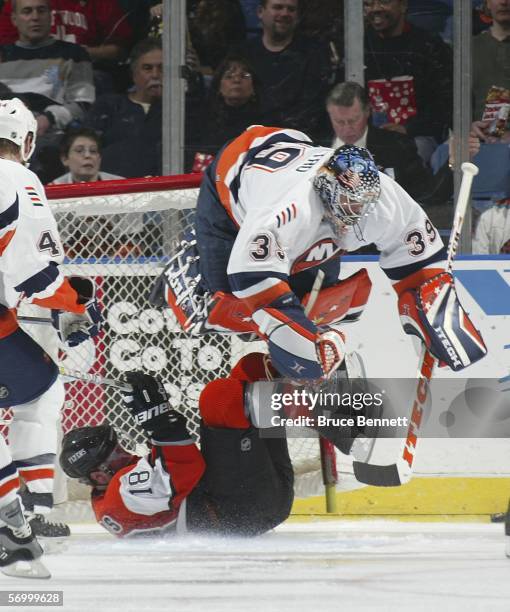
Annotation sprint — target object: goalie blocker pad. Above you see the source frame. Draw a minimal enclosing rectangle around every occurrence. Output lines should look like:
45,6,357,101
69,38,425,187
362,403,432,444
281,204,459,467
398,272,487,371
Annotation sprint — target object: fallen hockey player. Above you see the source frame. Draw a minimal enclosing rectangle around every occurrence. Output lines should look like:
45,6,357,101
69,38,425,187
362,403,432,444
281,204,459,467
60,352,377,538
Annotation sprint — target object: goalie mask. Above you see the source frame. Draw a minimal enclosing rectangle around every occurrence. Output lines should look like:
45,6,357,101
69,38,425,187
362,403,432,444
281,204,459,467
0,98,37,162
60,425,121,484
313,144,380,235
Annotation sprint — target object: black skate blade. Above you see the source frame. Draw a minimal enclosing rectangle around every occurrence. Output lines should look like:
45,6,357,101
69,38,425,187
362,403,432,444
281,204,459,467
0,558,51,579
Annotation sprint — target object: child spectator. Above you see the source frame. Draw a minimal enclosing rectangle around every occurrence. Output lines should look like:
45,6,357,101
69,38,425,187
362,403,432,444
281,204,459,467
51,128,144,259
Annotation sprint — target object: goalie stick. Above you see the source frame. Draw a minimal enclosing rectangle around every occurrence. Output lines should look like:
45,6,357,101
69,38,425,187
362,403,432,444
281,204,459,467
303,271,339,513
352,161,479,487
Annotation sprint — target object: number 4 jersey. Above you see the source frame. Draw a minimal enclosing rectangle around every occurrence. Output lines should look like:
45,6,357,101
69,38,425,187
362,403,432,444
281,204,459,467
0,158,85,338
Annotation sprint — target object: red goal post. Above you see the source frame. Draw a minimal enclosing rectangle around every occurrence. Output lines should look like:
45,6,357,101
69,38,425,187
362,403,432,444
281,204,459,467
25,174,342,506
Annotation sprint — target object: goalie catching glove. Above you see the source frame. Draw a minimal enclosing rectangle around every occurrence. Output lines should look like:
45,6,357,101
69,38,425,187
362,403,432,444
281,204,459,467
122,371,190,443
398,271,487,371
51,276,102,347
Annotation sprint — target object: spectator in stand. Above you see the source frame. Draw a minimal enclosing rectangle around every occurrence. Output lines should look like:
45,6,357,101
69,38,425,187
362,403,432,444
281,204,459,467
363,0,453,163
0,0,133,64
0,0,94,135
473,198,510,254
323,81,446,207
471,0,510,140
82,38,162,178
0,0,95,182
323,81,481,227
51,127,144,259
52,127,122,184
190,55,262,172
236,0,336,139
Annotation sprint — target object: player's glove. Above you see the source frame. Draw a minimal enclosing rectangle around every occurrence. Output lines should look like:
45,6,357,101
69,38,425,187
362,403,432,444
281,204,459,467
51,276,102,347
123,371,190,443
316,328,346,378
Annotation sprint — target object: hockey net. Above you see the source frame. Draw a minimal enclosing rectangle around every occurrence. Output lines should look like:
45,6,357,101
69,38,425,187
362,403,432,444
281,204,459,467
20,175,336,513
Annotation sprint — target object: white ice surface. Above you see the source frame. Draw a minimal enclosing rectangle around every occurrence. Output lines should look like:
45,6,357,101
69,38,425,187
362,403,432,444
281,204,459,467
1,520,508,612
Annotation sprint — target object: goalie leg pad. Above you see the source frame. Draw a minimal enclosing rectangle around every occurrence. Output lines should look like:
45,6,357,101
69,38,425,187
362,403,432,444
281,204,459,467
399,272,487,371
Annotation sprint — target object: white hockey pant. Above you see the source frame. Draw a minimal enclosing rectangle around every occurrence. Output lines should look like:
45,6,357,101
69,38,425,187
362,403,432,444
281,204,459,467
8,377,64,507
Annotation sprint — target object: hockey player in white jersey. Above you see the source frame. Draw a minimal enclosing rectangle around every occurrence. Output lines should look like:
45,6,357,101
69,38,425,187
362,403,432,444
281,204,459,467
0,98,102,577
163,125,486,380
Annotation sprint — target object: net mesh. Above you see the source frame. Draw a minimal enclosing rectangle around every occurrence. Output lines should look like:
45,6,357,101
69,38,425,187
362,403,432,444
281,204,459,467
24,176,327,503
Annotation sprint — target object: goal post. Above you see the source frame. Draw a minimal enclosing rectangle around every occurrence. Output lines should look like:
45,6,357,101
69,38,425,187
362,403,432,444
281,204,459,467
30,174,345,511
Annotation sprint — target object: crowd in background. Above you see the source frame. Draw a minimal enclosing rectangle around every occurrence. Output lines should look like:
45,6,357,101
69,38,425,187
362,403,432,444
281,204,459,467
0,0,509,253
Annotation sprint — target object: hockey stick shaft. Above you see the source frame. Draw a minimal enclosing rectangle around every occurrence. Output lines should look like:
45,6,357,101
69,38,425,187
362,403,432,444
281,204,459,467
353,162,479,487
17,315,53,325
305,270,339,512
17,316,132,391
57,365,132,392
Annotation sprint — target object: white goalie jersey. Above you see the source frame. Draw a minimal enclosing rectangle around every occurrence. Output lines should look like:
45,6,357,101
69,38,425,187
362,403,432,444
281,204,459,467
215,127,446,308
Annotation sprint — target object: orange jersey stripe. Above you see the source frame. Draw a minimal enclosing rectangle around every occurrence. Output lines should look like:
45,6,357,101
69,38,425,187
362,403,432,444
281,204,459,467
19,468,55,482
215,127,286,224
0,476,20,498
393,267,444,297
0,228,15,256
0,308,18,339
241,280,291,313
32,277,84,313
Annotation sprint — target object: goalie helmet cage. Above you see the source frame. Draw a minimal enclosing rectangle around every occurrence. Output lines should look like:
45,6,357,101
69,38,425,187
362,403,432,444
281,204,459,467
23,175,343,512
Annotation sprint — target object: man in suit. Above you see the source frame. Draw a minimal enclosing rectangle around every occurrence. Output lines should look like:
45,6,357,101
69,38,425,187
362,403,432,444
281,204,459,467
324,81,449,206
323,81,482,229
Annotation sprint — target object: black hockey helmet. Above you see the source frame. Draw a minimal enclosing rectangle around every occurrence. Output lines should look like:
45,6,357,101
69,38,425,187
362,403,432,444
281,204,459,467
59,424,118,480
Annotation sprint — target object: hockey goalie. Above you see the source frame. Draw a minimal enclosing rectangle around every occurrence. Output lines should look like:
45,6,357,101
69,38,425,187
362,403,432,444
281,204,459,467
157,126,486,381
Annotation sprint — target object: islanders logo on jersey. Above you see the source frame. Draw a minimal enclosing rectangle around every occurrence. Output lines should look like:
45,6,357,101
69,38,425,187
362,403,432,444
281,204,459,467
291,238,341,274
